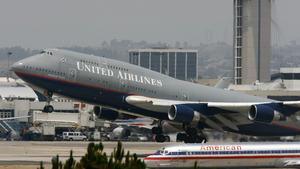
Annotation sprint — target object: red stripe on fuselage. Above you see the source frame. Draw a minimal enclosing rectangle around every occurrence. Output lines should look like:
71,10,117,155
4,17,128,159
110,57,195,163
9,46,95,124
144,154,300,161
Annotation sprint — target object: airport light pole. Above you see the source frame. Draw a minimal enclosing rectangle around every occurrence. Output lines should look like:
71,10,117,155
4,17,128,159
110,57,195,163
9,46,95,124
7,52,12,82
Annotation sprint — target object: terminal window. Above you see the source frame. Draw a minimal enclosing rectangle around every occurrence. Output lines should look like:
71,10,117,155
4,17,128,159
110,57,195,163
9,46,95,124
140,52,150,69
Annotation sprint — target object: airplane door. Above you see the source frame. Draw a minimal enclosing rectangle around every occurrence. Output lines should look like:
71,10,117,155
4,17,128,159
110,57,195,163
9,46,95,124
68,68,77,81
182,93,189,100
58,56,77,81
119,78,128,90
58,57,66,78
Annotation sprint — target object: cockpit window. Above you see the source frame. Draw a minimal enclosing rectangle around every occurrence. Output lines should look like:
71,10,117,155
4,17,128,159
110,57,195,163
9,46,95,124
40,50,53,55
154,147,166,155
154,150,161,155
157,147,167,155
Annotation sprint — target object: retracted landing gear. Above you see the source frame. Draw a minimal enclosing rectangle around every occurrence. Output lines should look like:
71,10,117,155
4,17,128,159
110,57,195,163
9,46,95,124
176,127,207,143
43,91,54,113
152,126,170,143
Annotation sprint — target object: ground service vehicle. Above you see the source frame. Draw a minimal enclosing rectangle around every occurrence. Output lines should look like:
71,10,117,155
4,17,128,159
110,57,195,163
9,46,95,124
62,132,87,141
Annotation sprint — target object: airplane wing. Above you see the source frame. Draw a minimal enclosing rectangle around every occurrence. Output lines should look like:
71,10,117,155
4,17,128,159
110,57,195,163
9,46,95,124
125,95,273,114
282,101,300,108
125,95,300,131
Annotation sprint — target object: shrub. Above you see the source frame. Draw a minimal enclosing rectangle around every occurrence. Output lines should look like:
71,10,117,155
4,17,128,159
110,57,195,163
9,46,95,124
46,141,146,169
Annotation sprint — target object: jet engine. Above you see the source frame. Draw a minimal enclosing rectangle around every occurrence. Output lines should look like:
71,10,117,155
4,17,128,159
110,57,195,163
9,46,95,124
248,104,284,123
94,106,119,121
168,105,200,124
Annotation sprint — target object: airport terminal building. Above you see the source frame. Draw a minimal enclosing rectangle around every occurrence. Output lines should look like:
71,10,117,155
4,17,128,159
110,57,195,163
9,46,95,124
280,67,300,90
129,48,198,81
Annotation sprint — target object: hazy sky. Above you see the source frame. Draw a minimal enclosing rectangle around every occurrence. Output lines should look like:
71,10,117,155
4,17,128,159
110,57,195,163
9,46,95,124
0,0,299,49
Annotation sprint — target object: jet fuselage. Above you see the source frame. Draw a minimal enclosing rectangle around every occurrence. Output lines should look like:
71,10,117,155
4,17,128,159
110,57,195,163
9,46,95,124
11,49,300,136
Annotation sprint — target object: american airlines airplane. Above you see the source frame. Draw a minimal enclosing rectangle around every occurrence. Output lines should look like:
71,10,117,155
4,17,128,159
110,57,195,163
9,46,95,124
144,142,300,168
10,48,300,143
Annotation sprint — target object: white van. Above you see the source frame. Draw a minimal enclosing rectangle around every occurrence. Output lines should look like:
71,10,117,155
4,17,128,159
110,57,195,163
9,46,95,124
62,132,87,141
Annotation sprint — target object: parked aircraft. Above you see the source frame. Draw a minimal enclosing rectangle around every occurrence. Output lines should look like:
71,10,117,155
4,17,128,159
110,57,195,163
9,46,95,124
144,142,300,168
109,117,179,141
113,117,154,129
10,49,300,143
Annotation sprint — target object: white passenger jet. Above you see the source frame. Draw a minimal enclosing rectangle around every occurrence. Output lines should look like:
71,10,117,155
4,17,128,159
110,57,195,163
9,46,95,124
145,142,300,168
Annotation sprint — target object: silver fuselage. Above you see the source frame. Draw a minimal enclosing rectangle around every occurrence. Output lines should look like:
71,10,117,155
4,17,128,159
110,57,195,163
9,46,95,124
145,142,300,168
11,49,300,136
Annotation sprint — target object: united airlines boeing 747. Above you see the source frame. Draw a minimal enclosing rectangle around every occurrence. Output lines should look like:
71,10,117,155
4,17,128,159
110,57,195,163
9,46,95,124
10,49,300,143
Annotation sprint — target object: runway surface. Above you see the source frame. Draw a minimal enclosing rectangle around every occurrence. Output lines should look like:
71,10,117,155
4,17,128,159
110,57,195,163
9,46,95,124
0,141,174,165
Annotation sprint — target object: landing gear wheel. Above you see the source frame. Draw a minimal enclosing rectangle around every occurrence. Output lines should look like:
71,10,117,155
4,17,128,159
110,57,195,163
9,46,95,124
43,105,54,113
164,136,170,142
155,135,166,143
182,126,208,143
47,91,53,97
186,127,197,136
195,135,207,143
43,90,54,113
152,127,162,135
176,133,187,142
184,136,195,143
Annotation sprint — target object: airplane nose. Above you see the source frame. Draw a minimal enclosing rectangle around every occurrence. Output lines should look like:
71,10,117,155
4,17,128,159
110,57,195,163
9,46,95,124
10,61,24,72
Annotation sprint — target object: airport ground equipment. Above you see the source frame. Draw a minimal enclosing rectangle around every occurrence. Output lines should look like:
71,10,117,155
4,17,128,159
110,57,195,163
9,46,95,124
62,131,87,141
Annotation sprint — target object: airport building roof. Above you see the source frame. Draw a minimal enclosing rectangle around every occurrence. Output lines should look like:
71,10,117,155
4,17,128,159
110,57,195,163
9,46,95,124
279,67,300,90
280,67,300,73
0,77,15,82
128,48,198,53
0,86,38,100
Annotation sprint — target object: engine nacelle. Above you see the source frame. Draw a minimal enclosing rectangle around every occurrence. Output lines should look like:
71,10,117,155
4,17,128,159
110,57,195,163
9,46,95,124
248,104,284,123
168,105,200,124
94,106,119,121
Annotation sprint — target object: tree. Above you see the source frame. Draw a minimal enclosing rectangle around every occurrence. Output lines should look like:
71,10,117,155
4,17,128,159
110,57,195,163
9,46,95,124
64,150,76,169
49,141,146,169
